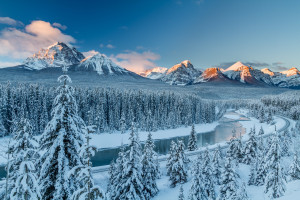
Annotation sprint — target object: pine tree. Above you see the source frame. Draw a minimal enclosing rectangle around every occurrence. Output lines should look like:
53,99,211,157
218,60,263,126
187,124,197,151
219,156,239,200
288,152,300,180
237,183,249,200
242,128,257,165
39,71,87,200
280,130,292,157
70,126,104,200
167,140,177,176
200,148,215,199
142,132,159,199
169,140,189,188
258,126,264,136
7,118,40,200
0,114,6,137
226,135,240,166
178,184,184,200
264,133,286,199
110,144,127,200
212,145,223,185
106,161,116,199
188,155,206,200
119,123,145,200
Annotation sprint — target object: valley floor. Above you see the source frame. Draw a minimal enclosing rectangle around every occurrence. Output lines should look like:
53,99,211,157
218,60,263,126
92,110,298,199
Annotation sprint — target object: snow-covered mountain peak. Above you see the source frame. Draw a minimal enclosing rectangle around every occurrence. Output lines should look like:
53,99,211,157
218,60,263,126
24,42,85,70
167,60,194,74
77,53,130,75
225,61,248,71
139,67,168,79
280,67,300,77
261,68,275,76
161,61,201,85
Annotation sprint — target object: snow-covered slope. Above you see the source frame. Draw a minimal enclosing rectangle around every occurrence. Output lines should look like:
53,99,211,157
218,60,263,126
160,60,201,85
271,67,300,88
139,67,168,79
194,67,229,83
24,42,85,70
76,53,132,76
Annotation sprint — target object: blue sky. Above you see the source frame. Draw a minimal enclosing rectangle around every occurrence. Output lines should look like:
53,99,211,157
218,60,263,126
0,0,300,72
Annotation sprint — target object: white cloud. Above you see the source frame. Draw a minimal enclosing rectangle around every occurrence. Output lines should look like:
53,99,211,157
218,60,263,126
0,20,75,59
0,17,23,26
110,51,160,73
82,50,99,57
106,44,115,49
0,61,21,68
52,22,67,30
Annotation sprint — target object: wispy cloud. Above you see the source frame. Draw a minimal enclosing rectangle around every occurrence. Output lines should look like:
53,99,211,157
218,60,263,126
82,50,99,57
0,20,75,59
0,17,23,26
110,50,160,73
0,61,21,68
100,43,115,49
52,22,67,30
119,26,128,30
106,44,115,49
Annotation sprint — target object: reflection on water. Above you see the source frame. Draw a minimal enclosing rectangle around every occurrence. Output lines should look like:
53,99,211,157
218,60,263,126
0,115,246,179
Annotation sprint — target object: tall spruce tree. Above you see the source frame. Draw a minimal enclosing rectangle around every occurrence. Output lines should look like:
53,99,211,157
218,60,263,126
110,144,127,200
70,126,104,200
142,132,159,199
187,124,197,151
242,128,257,165
188,155,206,200
167,140,177,176
264,133,286,199
119,123,145,200
38,70,87,200
201,148,216,199
288,152,300,180
178,184,184,200
7,118,40,200
212,145,223,185
219,156,239,200
169,140,189,188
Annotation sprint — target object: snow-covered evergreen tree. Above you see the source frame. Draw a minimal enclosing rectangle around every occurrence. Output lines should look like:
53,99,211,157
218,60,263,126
70,126,104,200
242,128,257,165
167,140,177,176
219,156,239,200
142,132,159,199
187,124,197,151
280,130,292,157
119,123,145,200
7,118,40,200
38,72,87,200
237,183,249,200
258,126,264,136
169,140,189,188
201,148,216,199
188,155,206,200
264,133,286,199
178,184,184,200
226,135,240,166
288,152,300,180
0,114,6,137
211,145,223,185
109,144,127,200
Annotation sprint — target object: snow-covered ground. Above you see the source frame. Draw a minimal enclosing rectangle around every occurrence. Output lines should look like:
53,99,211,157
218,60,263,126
92,110,299,200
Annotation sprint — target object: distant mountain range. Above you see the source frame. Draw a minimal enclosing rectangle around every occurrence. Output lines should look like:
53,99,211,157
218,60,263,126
140,60,300,88
1,42,300,88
